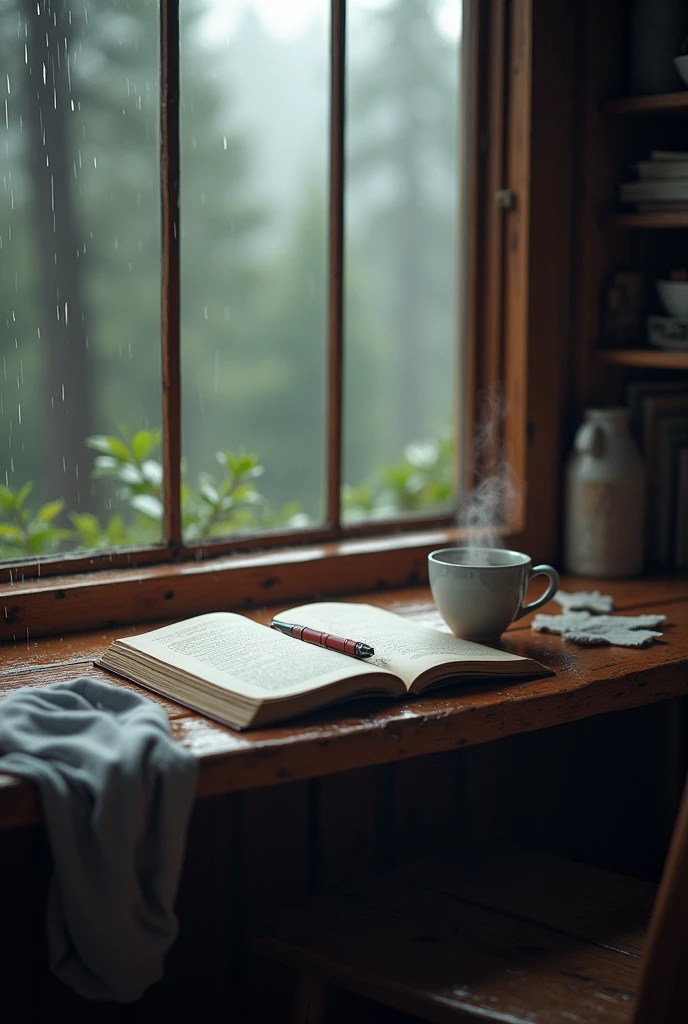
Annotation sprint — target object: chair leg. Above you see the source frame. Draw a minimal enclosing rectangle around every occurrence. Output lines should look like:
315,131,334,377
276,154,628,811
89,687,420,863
291,972,328,1024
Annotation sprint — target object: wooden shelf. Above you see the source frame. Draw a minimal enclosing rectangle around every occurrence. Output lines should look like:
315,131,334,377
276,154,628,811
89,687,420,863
594,348,688,370
602,211,688,230
603,92,688,115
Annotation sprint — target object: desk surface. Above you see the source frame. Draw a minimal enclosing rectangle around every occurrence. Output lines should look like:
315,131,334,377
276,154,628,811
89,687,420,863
2,575,688,830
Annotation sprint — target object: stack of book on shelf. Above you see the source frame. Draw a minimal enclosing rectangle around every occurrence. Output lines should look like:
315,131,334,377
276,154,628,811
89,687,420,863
619,151,688,211
628,381,688,570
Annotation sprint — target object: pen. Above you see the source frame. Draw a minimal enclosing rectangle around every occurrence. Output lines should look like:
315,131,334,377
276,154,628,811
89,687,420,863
270,619,375,659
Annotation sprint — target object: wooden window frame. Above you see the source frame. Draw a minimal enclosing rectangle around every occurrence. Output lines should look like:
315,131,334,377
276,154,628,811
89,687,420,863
1,0,570,641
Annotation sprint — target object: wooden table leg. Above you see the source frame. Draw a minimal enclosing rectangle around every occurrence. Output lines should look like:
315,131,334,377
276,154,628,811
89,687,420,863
291,972,328,1024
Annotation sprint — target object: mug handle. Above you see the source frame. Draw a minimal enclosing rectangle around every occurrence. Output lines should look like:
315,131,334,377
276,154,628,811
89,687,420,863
514,565,559,621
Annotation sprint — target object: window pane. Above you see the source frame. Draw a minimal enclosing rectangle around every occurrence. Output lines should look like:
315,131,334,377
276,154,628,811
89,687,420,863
180,0,330,543
343,0,463,522
0,0,162,563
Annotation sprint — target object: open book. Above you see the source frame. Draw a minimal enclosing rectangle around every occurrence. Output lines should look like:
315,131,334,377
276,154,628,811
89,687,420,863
97,601,551,729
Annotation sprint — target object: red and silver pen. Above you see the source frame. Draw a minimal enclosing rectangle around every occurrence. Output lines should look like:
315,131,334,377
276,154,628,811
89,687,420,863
270,619,375,659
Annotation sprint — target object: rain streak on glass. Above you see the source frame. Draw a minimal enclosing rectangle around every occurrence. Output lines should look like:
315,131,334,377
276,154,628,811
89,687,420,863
0,0,162,563
342,0,464,524
1,0,465,565
180,0,330,543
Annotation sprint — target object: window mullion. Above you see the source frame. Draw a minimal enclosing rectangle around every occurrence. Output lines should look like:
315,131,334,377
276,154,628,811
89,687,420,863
160,0,182,551
326,0,346,531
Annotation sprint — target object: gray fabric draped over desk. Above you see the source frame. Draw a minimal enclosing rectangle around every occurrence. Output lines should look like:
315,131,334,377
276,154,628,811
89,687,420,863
0,677,197,1003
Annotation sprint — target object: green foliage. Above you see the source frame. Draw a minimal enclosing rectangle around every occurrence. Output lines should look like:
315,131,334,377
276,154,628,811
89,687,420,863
83,427,307,544
85,427,164,544
70,512,129,551
0,425,312,558
183,451,265,540
0,484,70,559
343,433,455,522
0,425,455,560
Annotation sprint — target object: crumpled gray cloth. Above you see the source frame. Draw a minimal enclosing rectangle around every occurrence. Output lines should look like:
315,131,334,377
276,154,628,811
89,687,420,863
532,611,666,647
554,590,615,613
0,677,198,1002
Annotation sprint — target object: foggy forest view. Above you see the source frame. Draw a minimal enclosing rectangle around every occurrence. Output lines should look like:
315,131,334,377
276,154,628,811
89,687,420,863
0,0,463,559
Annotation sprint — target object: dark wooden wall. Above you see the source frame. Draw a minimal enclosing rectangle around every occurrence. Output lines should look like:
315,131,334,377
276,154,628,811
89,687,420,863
2,698,683,1022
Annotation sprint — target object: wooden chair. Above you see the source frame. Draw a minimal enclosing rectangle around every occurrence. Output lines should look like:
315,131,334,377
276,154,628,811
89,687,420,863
248,776,688,1023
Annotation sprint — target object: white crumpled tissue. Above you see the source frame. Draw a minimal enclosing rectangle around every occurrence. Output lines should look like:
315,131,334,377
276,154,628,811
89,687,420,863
532,610,666,648
553,590,615,614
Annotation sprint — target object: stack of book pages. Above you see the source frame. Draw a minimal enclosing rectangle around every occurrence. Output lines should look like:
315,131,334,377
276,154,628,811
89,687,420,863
620,151,688,211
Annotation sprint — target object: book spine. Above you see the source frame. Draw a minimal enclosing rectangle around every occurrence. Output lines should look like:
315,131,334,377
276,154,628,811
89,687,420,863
637,161,688,179
675,450,688,569
651,151,688,162
637,201,688,212
620,180,688,202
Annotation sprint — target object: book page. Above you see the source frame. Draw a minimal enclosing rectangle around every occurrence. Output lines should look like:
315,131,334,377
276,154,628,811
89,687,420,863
120,612,397,699
282,602,531,688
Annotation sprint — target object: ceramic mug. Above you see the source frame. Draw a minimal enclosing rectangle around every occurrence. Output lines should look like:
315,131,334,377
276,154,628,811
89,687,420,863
428,547,559,641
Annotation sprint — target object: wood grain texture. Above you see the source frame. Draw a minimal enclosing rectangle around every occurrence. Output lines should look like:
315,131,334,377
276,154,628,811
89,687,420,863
240,781,311,916
249,843,648,1024
0,528,460,641
478,0,507,405
3,572,686,672
569,0,630,417
291,974,328,1024
604,91,688,115
314,765,391,891
602,212,688,230
393,844,656,956
501,0,531,537
507,0,576,564
461,0,481,495
631,775,688,1023
391,750,461,865
1,577,687,831
595,348,688,370
131,794,241,1019
238,781,313,1020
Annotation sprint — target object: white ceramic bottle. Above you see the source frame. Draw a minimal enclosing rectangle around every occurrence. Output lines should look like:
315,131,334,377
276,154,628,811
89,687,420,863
564,408,645,577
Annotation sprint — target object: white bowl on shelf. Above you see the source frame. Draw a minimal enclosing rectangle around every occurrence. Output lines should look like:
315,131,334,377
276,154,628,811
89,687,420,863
657,280,688,317
675,55,688,88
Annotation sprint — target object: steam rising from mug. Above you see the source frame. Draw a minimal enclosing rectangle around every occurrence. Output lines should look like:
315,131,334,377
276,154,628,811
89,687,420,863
457,385,521,565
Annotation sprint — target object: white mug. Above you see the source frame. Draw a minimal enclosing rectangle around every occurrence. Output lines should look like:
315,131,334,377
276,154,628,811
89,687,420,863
428,547,559,641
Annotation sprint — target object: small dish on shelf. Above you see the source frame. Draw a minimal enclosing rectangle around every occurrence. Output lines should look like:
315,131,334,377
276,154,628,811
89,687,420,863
657,280,688,317
647,315,688,350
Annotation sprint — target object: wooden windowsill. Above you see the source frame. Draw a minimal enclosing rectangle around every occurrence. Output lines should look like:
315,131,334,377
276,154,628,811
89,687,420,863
2,574,688,832
0,528,460,642
1,524,529,644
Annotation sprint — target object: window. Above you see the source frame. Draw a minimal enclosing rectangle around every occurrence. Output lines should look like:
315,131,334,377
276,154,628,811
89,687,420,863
1,0,557,638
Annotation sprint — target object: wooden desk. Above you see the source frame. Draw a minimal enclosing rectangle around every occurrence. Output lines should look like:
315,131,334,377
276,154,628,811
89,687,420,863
2,575,688,831
2,575,687,1019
